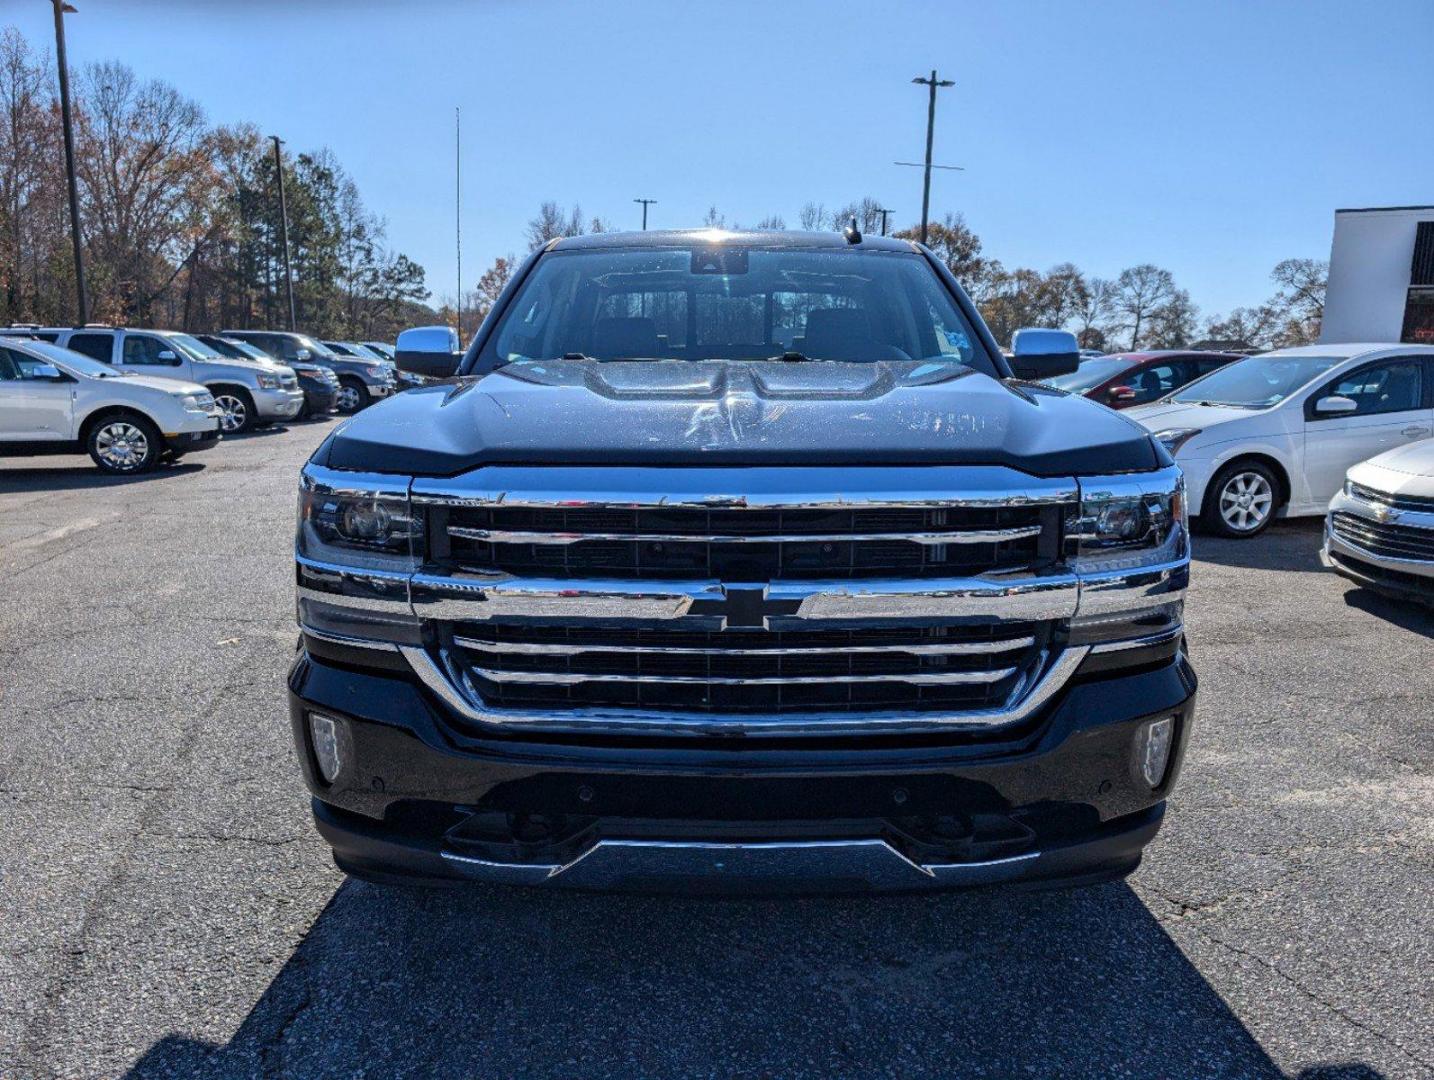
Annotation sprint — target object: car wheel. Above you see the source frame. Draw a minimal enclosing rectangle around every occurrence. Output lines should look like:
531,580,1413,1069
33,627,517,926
213,389,255,434
1203,462,1279,538
335,378,370,414
88,415,162,475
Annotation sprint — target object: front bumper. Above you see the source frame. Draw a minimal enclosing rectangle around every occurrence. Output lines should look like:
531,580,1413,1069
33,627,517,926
254,386,305,420
289,646,1196,892
299,382,340,414
1322,492,1434,603
163,427,221,454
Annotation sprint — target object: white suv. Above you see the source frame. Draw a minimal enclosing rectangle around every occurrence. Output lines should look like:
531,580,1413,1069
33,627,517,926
15,326,305,434
0,338,221,473
1127,343,1434,537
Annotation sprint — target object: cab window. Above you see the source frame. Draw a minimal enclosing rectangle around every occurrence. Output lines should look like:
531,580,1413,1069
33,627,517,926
121,335,176,365
66,332,113,363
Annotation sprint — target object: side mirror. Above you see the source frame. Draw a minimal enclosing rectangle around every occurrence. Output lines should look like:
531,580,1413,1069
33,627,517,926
1315,395,1358,416
1107,385,1137,402
1010,328,1080,380
395,325,463,380
294,348,312,361
30,363,64,380
156,349,179,364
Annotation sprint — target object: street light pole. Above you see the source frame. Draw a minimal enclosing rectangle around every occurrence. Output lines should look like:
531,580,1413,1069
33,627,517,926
876,207,893,237
911,69,954,246
270,135,296,331
633,197,656,230
51,0,87,324
455,106,462,342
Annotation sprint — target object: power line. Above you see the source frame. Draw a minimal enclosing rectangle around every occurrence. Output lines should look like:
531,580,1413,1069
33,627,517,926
633,198,657,230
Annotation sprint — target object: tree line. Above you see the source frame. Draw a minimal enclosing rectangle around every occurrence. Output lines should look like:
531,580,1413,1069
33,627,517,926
498,197,1327,353
0,26,430,338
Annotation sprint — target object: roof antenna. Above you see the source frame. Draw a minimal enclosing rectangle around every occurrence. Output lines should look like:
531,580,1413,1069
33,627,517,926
843,217,862,244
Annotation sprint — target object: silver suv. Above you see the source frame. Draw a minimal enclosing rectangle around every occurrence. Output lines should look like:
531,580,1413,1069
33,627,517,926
32,327,304,433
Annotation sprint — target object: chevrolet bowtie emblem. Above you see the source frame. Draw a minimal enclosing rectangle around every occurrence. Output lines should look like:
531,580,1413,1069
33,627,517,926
1373,504,1400,523
689,585,802,629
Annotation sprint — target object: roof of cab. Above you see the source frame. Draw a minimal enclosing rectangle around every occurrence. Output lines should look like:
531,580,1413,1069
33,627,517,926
550,228,920,253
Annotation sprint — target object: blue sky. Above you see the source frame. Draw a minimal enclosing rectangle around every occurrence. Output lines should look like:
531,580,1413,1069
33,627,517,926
6,0,1431,319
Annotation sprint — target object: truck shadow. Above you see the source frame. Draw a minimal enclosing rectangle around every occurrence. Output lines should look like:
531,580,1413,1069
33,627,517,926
117,878,1377,1080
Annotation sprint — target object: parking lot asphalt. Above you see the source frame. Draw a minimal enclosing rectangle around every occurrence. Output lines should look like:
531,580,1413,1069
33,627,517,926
1,421,1431,1080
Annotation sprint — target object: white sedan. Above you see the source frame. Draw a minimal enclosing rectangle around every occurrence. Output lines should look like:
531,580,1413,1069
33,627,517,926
1322,437,1434,604
1127,343,1434,537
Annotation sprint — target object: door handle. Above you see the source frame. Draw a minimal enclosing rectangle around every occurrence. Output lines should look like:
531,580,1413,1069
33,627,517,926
1401,426,1431,437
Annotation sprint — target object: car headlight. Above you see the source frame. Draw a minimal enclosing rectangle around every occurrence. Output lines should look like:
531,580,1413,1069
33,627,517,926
256,372,280,389
1150,428,1202,454
364,363,387,378
181,392,215,412
297,468,421,570
1076,479,1184,559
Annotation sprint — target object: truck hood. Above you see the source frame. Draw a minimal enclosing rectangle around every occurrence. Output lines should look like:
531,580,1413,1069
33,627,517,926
321,358,1161,477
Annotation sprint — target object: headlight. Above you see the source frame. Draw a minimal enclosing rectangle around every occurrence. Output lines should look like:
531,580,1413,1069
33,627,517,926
364,363,387,378
256,372,280,389
297,467,421,570
181,392,215,412
1075,478,1185,560
1150,428,1202,455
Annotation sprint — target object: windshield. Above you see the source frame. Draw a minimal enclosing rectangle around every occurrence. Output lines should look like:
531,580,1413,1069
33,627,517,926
223,338,271,361
26,340,126,378
297,335,338,357
1170,354,1345,408
478,246,994,375
166,333,225,361
1043,356,1134,392
346,343,387,361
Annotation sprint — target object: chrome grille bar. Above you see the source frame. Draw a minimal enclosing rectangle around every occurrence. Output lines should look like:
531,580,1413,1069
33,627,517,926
452,634,1036,657
465,666,1019,686
448,525,1042,546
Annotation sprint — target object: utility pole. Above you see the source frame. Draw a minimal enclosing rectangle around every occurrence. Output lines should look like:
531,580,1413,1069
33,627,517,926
270,135,296,331
51,0,86,324
911,70,954,246
633,197,657,230
876,207,893,237
455,106,462,341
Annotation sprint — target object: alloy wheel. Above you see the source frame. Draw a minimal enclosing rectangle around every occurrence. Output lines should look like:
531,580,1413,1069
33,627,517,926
95,422,149,471
1219,471,1273,533
214,394,248,433
335,384,361,413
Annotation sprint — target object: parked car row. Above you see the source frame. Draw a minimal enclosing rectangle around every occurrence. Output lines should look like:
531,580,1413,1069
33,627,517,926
1055,342,1434,606
0,326,407,474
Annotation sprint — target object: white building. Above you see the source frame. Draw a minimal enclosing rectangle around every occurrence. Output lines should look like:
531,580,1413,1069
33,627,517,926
1321,205,1434,345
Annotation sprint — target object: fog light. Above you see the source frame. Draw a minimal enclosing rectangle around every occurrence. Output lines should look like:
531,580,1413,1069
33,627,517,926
309,713,344,783
1136,716,1175,788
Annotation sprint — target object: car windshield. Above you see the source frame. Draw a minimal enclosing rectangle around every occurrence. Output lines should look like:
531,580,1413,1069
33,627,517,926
346,343,386,360
167,333,225,361
297,335,338,357
27,340,126,377
1043,356,1134,392
223,338,271,361
1169,354,1346,408
478,245,994,375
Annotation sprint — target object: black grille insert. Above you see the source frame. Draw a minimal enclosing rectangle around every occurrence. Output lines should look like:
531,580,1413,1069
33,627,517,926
442,621,1047,715
1332,511,1434,562
435,504,1055,580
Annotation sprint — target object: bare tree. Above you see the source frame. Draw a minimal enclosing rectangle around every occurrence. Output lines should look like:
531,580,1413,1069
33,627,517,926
752,214,785,231
525,201,584,251
701,205,726,228
1111,264,1177,349
1073,276,1115,349
1145,287,1199,348
798,202,826,230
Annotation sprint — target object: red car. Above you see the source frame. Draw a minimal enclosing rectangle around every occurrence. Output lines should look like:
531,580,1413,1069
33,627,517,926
1043,350,1244,409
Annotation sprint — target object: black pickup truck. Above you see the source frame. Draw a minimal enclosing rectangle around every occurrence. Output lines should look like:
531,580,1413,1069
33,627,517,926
290,229,1194,892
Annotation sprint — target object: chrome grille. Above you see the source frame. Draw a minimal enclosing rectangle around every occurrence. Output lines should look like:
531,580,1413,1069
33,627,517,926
442,622,1048,715
1332,511,1434,561
1349,482,1434,513
437,504,1054,579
